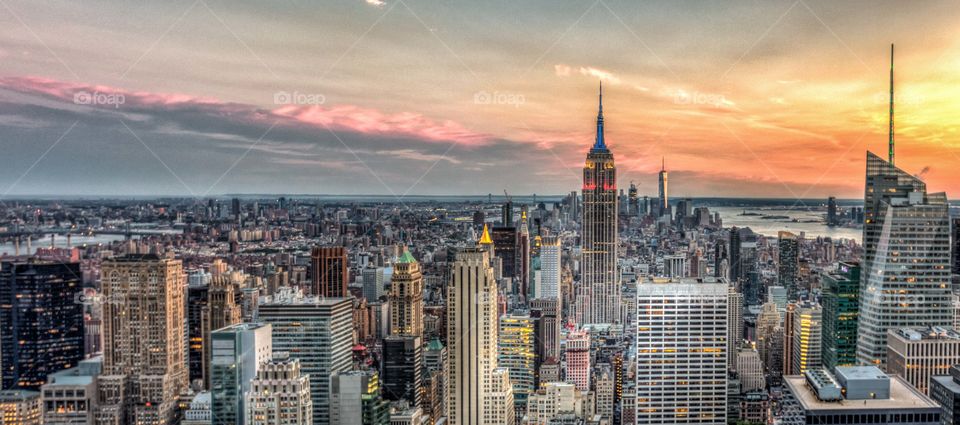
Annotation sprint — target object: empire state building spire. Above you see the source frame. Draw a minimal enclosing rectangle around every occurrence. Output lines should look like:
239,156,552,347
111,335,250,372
593,81,606,151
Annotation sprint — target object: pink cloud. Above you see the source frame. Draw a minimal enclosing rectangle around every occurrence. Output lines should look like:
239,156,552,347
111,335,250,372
0,76,490,145
273,104,490,145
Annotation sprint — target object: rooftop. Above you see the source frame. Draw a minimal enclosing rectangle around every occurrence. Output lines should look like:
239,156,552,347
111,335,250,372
784,375,937,411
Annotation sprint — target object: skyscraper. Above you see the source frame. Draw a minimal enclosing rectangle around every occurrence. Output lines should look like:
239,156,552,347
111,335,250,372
658,158,669,217
857,152,952,366
380,335,422,408
564,330,591,392
188,275,242,390
0,260,83,391
728,283,744,370
778,231,800,301
821,262,860,370
310,246,349,298
499,314,536,416
258,289,352,424
245,353,313,425
95,254,188,425
210,323,272,425
790,303,822,374
578,84,620,326
390,248,424,337
537,236,561,302
446,247,513,425
636,277,727,425
329,370,390,425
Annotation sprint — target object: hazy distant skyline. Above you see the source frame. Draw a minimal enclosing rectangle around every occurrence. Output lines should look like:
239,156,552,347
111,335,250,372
2,0,959,198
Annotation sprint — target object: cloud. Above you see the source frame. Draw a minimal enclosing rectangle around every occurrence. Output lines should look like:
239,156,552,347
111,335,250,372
0,76,490,146
365,0,386,7
554,64,572,77
578,67,620,85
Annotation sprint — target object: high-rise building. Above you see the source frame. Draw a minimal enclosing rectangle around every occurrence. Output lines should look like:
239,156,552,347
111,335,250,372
780,366,940,425
953,217,960,278
310,246,349,298
95,254,188,425
210,323,272,425
736,348,765,392
821,262,860,370
564,330,591,392
389,249,423,337
258,289,352,424
887,327,960,395
636,277,727,425
182,392,212,425
526,382,584,424
245,354,313,425
499,314,536,416
422,338,447,423
329,371,390,425
827,196,838,226
537,236,561,302
492,226,518,279
446,247,513,425
41,356,102,425
778,231,800,300
790,303,822,375
728,284,744,370
857,152,952,367
380,336,422,408
361,266,384,303
595,365,616,422
0,260,84,391
188,275,242,390
530,298,561,366
658,158,669,217
0,390,41,425
578,85,619,326
930,365,960,425
484,368,515,425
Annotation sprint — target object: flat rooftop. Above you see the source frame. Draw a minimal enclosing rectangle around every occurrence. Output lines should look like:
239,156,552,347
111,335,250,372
784,375,937,411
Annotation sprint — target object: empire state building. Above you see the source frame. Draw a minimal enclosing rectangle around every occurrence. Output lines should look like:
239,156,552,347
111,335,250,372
577,84,619,325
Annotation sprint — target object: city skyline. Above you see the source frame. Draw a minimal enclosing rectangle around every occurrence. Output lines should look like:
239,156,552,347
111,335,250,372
2,1,960,198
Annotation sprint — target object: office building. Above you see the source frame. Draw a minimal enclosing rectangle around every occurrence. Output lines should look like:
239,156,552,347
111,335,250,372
930,365,960,425
210,323,272,425
538,236,561,301
389,249,423,337
728,284,743,370
310,246,349,298
446,247,513,425
188,275,242,390
245,354,313,425
780,366,940,425
329,371,389,425
565,330,591,392
381,335,422,408
499,314,536,415
737,349,765,392
258,289,352,424
0,390,41,425
858,152,952,367
95,254,187,425
0,260,84,391
40,356,102,425
791,303,822,375
887,327,960,395
821,262,860,370
778,231,800,300
361,266,384,303
636,277,727,425
578,85,620,326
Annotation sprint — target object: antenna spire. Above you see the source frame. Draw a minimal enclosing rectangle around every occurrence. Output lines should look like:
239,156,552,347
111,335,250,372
593,81,606,150
889,43,895,165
